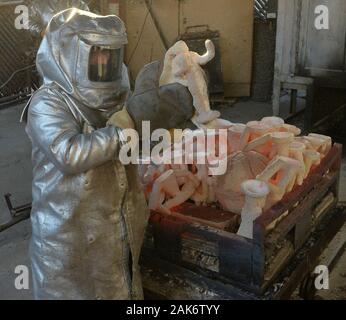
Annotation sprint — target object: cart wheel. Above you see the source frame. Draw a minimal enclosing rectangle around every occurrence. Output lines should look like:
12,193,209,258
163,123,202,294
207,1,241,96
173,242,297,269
299,274,317,300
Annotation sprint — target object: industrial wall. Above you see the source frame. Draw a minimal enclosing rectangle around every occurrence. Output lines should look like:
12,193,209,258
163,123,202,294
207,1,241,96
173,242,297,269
251,0,277,102
0,0,254,102
120,0,254,98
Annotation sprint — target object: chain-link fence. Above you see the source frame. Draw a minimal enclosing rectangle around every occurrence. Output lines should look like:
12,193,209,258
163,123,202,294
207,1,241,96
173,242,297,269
0,0,100,108
254,0,269,20
0,2,39,107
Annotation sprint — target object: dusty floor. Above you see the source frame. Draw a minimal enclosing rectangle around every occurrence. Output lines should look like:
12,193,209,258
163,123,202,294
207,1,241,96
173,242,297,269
0,99,345,300
0,103,32,299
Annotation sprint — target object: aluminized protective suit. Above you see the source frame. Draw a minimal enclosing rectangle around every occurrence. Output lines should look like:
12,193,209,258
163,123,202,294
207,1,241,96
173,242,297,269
22,9,149,300
28,0,90,36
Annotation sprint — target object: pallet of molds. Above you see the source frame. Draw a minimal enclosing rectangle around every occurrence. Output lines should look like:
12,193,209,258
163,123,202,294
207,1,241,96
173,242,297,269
140,143,344,297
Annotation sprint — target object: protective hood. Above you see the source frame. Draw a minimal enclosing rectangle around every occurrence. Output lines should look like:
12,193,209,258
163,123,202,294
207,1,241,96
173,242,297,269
28,0,90,36
36,8,129,109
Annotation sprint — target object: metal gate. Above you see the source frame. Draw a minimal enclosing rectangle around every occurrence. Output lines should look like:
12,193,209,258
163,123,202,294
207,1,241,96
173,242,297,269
0,1,38,108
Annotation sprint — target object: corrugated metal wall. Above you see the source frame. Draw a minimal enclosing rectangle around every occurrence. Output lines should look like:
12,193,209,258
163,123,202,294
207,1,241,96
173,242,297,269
0,2,38,105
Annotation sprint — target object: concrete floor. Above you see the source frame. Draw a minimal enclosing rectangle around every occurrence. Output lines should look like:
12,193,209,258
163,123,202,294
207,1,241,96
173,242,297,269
0,100,345,300
0,103,33,299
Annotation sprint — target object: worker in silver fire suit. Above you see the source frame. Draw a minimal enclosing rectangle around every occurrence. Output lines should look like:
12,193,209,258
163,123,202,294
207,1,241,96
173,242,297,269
21,8,194,299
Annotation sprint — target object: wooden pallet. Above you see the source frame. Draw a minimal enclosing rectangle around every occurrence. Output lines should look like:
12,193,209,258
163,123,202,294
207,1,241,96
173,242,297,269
140,143,343,296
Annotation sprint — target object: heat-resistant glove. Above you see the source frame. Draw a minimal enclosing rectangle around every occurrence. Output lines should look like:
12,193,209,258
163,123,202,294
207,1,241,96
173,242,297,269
107,107,135,130
125,61,194,134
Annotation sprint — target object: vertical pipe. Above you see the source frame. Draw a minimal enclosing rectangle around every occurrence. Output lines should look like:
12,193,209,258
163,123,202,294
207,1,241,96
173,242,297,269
304,82,314,133
100,0,108,15
290,89,297,114
108,0,120,16
178,0,181,38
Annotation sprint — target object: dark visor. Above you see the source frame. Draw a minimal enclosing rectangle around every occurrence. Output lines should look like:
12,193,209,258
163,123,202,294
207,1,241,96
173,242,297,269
88,46,123,82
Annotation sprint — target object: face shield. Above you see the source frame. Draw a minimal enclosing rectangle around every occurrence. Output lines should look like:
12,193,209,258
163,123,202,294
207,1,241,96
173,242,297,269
88,45,124,82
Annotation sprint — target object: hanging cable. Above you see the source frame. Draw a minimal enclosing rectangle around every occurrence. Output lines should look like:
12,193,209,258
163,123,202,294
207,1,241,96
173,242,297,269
0,64,35,91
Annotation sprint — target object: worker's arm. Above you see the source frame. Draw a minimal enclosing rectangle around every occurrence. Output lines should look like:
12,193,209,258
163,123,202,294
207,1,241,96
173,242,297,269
26,91,122,175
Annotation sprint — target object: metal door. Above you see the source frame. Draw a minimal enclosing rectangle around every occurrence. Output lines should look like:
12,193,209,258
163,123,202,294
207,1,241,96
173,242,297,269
298,0,346,87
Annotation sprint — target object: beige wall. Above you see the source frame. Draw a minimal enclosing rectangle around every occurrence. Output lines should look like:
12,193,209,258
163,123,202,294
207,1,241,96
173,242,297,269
120,0,254,97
